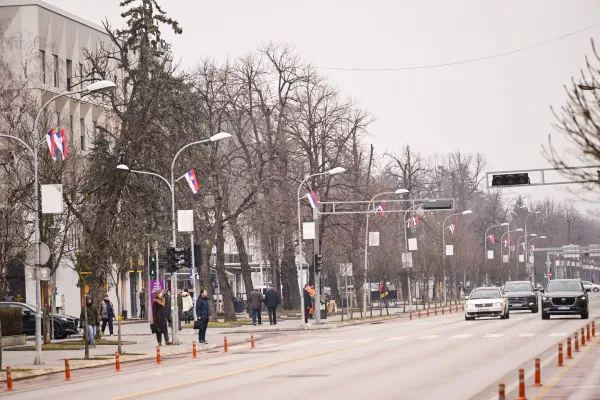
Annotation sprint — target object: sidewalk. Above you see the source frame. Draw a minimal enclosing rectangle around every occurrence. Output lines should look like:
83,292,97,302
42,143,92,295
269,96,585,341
533,334,600,400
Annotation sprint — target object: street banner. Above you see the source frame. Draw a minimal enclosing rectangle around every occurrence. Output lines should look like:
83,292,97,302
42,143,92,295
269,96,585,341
368,232,380,246
177,210,194,232
41,184,63,214
445,245,453,256
302,222,315,239
519,255,525,262
408,238,418,251
487,250,494,260
503,255,509,263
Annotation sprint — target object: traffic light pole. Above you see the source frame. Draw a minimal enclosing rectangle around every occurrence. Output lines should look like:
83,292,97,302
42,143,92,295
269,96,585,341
190,233,197,321
147,243,152,323
313,208,321,324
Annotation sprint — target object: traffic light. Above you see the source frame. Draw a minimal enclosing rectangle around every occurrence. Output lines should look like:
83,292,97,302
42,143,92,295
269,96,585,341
193,244,203,267
149,256,157,278
314,254,323,271
491,173,530,187
166,247,187,273
423,200,453,210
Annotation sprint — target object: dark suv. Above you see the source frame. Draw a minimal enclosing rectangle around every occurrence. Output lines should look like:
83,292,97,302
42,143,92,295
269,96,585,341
541,279,590,320
503,281,539,313
0,302,79,338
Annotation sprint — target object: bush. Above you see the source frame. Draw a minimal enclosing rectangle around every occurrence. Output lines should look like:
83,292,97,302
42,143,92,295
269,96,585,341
0,308,23,336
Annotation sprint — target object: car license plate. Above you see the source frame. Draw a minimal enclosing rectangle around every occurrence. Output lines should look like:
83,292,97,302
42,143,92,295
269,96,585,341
479,308,490,312
558,306,570,310
513,304,522,307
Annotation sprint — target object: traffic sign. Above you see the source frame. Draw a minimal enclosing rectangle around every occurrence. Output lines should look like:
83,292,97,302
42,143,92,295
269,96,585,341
547,272,552,277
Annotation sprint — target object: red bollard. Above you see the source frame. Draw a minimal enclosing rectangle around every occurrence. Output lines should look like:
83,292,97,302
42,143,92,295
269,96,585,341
224,336,228,352
409,312,412,320
156,345,161,364
250,333,255,349
449,306,452,314
115,351,121,372
592,321,596,337
557,342,564,366
418,309,421,318
461,304,465,311
442,307,445,315
587,324,591,341
567,337,573,359
192,342,197,359
581,328,586,346
498,382,505,400
533,357,542,387
65,358,71,381
575,332,580,352
434,307,438,316
455,304,459,312
516,368,526,400
6,366,13,391
426,309,430,317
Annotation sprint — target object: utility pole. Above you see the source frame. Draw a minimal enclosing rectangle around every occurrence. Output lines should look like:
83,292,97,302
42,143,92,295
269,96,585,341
313,207,322,324
190,233,197,320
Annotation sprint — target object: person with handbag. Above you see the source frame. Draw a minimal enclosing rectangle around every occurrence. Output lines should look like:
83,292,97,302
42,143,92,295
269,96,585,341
152,289,171,346
195,289,211,344
181,289,194,324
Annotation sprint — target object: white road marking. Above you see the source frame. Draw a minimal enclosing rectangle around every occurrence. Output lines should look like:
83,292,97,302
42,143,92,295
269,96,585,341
418,335,441,340
549,333,567,337
450,334,471,339
386,336,408,341
353,338,377,343
517,333,536,337
483,334,503,338
416,322,432,325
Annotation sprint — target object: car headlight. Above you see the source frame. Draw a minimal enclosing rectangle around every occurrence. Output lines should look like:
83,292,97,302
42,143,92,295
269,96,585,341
466,303,475,309
494,302,503,307
579,296,586,300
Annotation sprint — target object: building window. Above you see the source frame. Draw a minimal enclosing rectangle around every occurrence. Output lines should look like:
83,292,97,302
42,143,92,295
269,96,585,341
39,50,45,84
79,118,86,151
66,59,72,91
53,54,58,87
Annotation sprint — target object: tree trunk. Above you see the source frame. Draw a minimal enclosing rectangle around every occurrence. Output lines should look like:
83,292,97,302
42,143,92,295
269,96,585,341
0,316,3,370
43,280,51,343
229,217,253,296
215,224,236,322
328,272,340,306
200,239,216,317
280,231,299,310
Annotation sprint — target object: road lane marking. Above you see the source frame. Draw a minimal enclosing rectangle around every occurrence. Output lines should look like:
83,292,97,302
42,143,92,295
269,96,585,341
549,333,567,337
110,342,364,400
483,334,503,338
353,338,376,343
416,322,432,325
517,333,536,337
450,334,471,339
418,335,440,340
386,336,408,341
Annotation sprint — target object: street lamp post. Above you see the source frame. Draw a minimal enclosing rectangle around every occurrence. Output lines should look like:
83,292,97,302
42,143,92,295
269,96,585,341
363,189,408,316
523,209,541,282
402,202,424,312
442,210,472,304
296,167,345,325
117,131,231,344
516,234,536,280
0,80,116,365
527,235,547,284
501,228,523,281
484,223,509,285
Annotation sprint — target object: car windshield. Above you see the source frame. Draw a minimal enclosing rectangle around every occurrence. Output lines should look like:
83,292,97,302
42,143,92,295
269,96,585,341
503,283,532,292
547,281,583,292
582,281,591,285
470,289,500,299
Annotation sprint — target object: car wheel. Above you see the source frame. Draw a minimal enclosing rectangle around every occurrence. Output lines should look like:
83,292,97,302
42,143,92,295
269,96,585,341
542,312,550,320
531,306,538,313
594,288,599,292
581,311,589,319
53,324,61,340
465,315,475,321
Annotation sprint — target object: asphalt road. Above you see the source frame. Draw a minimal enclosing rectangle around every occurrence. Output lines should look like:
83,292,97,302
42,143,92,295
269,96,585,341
4,295,600,400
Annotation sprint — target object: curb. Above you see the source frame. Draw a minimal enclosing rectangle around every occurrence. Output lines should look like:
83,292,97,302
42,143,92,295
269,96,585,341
0,335,263,383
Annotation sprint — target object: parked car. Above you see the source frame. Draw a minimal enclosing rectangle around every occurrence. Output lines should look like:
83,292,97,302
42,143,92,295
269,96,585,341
464,286,509,320
581,281,600,293
502,281,539,313
541,279,590,320
0,301,79,339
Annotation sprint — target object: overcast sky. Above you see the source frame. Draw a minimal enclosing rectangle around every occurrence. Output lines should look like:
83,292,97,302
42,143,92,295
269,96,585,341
45,0,600,211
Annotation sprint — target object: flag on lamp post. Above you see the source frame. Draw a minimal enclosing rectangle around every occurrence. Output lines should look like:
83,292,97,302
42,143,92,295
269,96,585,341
306,191,318,209
488,233,495,244
448,223,456,235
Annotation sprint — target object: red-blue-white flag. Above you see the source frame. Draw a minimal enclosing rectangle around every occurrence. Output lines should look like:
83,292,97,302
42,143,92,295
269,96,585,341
375,203,387,217
448,222,456,235
46,129,57,161
489,234,495,244
185,169,199,194
306,191,318,209
54,129,67,159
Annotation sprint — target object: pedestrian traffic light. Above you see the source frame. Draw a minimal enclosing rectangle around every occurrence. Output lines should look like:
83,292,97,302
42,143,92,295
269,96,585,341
315,254,323,271
166,247,186,273
491,173,530,187
149,256,157,278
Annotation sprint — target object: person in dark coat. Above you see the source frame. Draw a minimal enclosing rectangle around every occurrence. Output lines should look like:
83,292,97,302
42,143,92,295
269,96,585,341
265,286,281,325
152,289,171,346
80,295,100,347
248,288,264,326
195,289,211,344
139,288,146,319
100,293,115,336
303,284,312,325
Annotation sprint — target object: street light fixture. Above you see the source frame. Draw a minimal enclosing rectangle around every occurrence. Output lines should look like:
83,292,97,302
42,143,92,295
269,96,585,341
362,188,409,315
577,84,600,91
297,167,345,325
442,210,473,304
209,132,232,142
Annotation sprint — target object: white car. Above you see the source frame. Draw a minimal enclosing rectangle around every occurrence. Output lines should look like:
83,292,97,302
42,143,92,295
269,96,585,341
464,286,509,320
581,281,600,292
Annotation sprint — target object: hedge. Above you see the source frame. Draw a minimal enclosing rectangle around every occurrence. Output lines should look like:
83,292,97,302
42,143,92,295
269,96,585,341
0,308,24,336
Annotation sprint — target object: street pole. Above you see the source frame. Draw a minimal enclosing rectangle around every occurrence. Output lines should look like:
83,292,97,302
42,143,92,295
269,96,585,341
313,207,321,324
154,243,159,321
190,233,197,320
484,223,507,286
147,242,151,323
404,204,422,311
442,211,472,304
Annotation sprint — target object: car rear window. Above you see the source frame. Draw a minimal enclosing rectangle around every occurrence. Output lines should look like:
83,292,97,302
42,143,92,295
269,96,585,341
503,283,532,292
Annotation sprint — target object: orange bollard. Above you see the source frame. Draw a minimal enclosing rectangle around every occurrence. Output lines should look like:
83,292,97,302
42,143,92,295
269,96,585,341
498,382,505,400
224,336,228,352
156,345,161,364
516,368,526,400
250,333,255,349
442,307,445,315
426,309,430,317
5,366,13,391
434,307,438,316
418,309,421,318
587,324,591,341
409,312,412,320
557,342,564,366
567,337,573,359
462,304,465,311
65,358,71,381
533,357,542,387
115,351,121,372
592,321,596,337
449,306,452,314
455,304,459,312
192,342,197,359
575,332,580,352
581,328,586,346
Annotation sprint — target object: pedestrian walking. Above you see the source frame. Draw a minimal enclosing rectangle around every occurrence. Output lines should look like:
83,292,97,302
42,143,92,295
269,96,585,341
100,293,115,336
80,295,99,348
195,289,211,344
249,288,264,326
181,289,194,324
139,288,146,319
165,290,172,327
265,285,281,325
152,289,171,346
303,284,312,325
